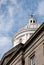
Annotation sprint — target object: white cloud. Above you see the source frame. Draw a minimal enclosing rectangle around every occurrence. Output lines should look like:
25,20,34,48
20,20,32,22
8,5,14,17
0,36,11,46
0,36,12,51
0,36,12,59
0,15,14,33
0,5,15,33
36,1,44,16
0,0,21,34
0,0,7,4
10,0,17,4
0,0,25,33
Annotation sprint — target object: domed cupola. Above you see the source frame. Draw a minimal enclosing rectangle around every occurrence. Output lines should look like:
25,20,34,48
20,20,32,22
28,15,37,24
27,15,38,29
12,15,40,47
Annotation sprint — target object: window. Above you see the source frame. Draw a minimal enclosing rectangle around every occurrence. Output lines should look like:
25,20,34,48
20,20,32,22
33,20,35,23
30,55,35,65
30,20,32,23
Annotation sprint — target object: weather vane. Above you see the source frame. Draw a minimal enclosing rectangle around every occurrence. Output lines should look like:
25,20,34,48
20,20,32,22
30,11,33,17
28,11,35,18
31,14,33,17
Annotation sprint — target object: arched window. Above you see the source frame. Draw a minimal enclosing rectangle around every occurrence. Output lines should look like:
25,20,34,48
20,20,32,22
33,20,35,23
30,20,32,23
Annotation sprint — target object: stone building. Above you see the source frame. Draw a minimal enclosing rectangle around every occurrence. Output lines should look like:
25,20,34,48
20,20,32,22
0,22,44,65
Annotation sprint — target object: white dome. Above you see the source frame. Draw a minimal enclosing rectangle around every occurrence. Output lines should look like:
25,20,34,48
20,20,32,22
12,17,40,47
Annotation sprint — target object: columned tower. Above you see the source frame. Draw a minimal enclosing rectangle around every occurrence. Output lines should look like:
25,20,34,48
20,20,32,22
12,16,40,47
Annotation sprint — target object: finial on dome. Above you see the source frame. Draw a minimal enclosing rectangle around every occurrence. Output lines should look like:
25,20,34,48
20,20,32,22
31,14,33,18
30,12,34,18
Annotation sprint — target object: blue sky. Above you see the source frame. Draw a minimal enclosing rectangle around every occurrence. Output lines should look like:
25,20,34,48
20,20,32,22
0,0,44,59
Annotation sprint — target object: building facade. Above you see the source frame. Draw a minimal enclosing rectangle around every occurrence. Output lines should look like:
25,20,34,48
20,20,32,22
0,22,44,65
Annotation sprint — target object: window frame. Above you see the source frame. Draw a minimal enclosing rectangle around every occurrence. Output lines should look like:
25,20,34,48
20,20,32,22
29,52,35,65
